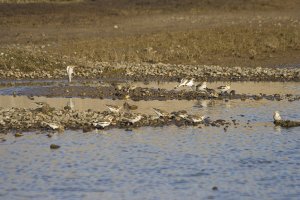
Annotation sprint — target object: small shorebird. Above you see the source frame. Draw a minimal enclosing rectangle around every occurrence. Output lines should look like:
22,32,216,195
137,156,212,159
175,78,189,89
35,102,48,108
44,122,60,130
66,65,75,83
123,102,138,110
43,122,64,132
106,105,122,113
153,108,169,118
195,81,207,91
273,111,282,122
186,78,195,88
187,114,206,123
93,116,114,128
217,85,231,93
175,110,188,119
123,114,143,124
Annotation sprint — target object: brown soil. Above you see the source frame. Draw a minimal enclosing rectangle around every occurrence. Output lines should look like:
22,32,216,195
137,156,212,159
0,0,300,74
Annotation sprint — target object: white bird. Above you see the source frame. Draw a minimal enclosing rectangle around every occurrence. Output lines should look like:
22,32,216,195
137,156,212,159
178,113,188,119
186,78,195,88
43,122,63,132
153,108,169,118
196,81,207,91
46,123,60,130
106,105,122,113
123,115,143,124
273,111,282,122
66,65,75,83
187,115,206,123
217,85,230,93
93,116,114,128
175,78,189,89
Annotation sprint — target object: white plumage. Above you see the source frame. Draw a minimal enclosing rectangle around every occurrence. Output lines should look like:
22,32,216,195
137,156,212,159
273,111,282,121
66,65,75,83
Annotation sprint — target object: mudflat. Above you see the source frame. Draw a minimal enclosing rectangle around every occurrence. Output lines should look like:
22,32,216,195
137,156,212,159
0,0,300,80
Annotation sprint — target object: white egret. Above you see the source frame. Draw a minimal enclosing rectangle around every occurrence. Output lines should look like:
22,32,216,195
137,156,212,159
66,65,75,83
273,111,282,122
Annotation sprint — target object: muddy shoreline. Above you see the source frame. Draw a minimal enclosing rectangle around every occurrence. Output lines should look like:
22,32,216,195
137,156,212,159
1,0,300,132
2,85,300,102
0,63,300,82
0,106,235,133
1,1,300,74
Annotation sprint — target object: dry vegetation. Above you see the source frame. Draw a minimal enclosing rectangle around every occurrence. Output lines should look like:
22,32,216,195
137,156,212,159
0,0,80,3
0,0,300,73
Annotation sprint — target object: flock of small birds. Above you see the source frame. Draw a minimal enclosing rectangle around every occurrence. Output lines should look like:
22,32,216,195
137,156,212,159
64,66,292,128
91,105,207,129
175,78,231,94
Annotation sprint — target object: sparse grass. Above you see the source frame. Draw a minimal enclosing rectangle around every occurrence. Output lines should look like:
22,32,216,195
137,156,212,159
0,0,81,3
1,23,299,71
59,24,300,65
0,48,67,72
0,0,300,72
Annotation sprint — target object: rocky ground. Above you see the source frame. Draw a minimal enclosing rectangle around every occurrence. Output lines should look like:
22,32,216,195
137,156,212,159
0,104,234,133
2,83,300,101
1,62,300,81
0,0,300,81
1,0,300,132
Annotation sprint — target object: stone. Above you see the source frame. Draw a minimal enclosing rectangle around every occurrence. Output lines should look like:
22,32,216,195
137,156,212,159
50,144,60,149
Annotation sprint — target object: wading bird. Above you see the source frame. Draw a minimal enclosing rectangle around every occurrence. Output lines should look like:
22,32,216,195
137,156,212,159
93,116,114,129
106,104,122,114
66,65,75,83
123,114,143,124
195,81,207,91
175,78,189,89
153,108,169,118
217,85,230,93
186,78,195,89
273,111,282,122
187,114,206,123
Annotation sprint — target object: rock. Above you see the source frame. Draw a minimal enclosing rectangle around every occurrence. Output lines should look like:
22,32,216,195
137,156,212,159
15,133,23,137
82,126,93,133
212,186,218,191
50,144,60,149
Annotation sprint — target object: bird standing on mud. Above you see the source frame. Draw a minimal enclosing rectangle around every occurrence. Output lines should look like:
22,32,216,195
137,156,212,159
106,104,122,114
175,78,189,89
218,85,231,93
175,78,195,89
122,114,143,124
66,65,75,83
186,78,195,89
153,108,169,118
195,81,207,91
273,111,282,122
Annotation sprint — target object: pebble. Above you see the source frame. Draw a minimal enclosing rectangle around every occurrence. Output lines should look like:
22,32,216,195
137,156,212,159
212,186,218,191
0,62,300,82
0,106,233,132
14,133,23,137
50,144,60,149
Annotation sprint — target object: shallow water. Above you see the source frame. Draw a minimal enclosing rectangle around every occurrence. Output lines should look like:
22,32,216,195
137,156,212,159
1,81,300,199
1,81,300,96
1,96,300,199
1,126,300,199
